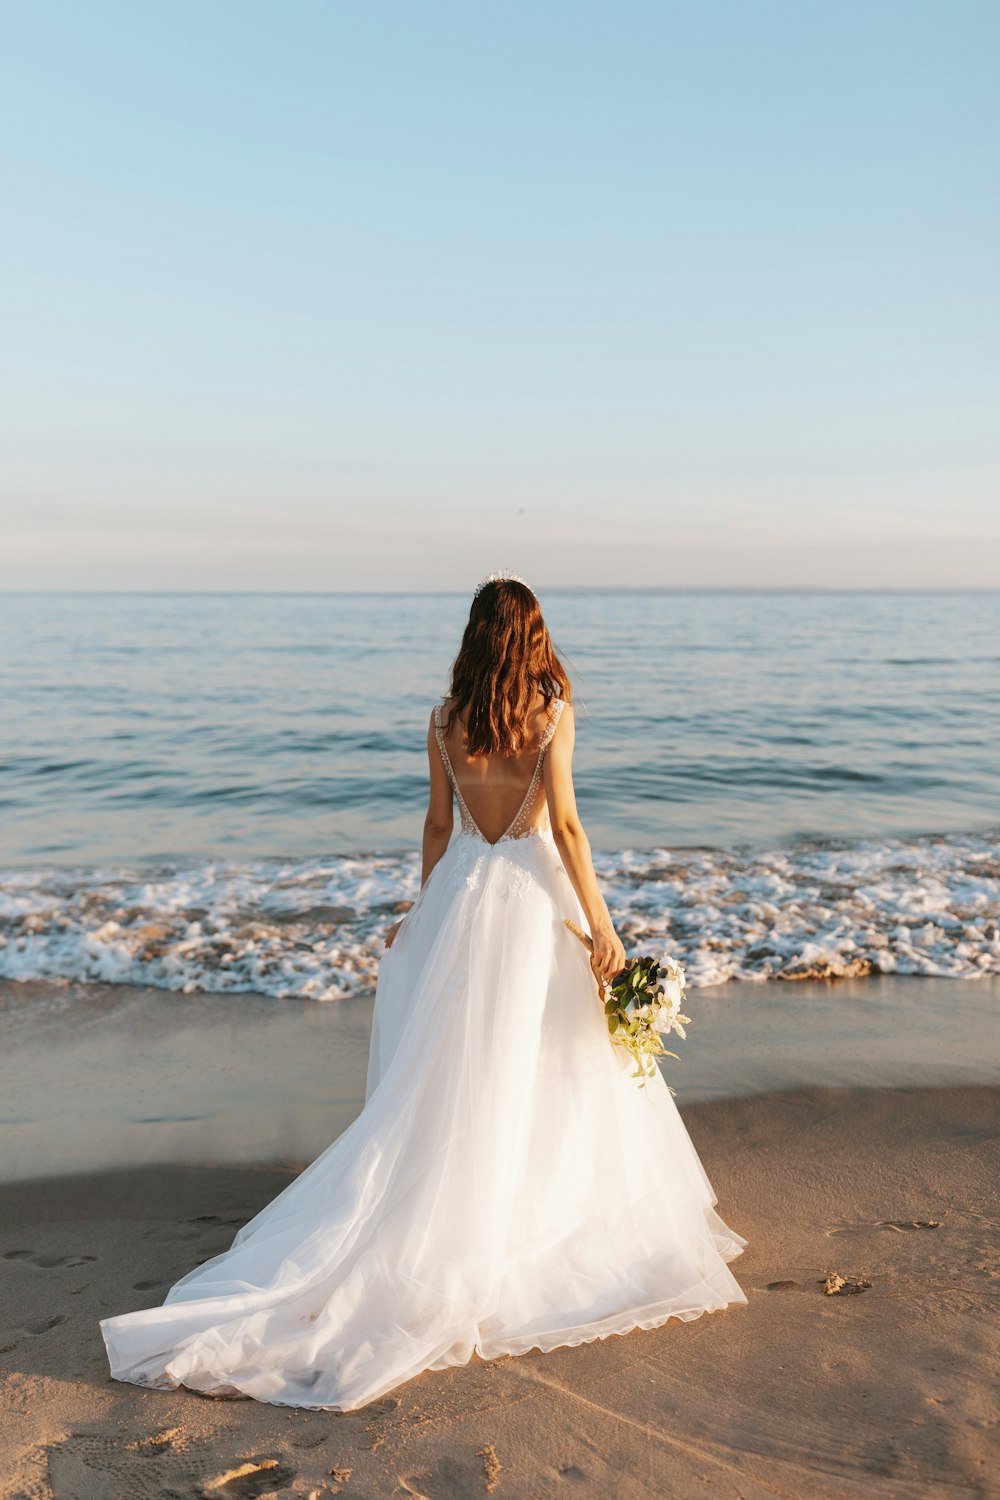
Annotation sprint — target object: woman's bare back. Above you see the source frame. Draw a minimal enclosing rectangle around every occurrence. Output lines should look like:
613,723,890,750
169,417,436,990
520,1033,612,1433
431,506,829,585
437,692,560,844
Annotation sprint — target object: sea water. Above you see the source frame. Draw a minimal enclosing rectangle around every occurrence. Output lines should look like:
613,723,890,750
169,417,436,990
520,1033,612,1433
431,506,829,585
2,590,997,996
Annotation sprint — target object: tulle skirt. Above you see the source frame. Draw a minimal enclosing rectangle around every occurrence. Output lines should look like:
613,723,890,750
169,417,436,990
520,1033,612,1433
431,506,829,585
101,828,747,1410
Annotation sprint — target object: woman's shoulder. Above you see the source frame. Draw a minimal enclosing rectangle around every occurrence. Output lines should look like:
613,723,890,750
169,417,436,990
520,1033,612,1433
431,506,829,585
433,694,570,750
545,696,572,737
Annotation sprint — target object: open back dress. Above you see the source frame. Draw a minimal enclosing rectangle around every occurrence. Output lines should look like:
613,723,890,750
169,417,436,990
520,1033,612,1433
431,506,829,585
100,696,747,1410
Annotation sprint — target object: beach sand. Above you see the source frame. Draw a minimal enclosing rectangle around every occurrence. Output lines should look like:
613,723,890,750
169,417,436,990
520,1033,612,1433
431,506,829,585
1,982,998,1497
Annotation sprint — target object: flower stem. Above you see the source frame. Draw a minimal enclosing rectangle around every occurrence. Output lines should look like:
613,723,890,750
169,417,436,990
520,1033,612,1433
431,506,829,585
564,917,593,952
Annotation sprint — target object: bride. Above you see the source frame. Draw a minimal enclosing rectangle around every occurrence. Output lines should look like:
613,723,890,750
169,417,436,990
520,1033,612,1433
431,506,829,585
101,573,747,1411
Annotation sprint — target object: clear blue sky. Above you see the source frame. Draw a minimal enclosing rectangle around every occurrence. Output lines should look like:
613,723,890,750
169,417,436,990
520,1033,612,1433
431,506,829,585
2,1,997,590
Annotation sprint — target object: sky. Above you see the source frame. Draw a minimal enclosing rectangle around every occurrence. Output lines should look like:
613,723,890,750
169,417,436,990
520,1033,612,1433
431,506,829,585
2,0,998,591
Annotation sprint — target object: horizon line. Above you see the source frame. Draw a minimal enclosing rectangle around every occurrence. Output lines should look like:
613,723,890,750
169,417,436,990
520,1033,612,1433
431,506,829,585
2,586,999,599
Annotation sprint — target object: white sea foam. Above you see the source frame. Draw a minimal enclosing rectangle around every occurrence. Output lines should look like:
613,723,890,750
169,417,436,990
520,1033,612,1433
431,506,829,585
1,834,997,1000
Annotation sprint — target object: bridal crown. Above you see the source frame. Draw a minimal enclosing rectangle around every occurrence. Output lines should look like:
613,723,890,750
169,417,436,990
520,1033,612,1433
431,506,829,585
473,570,532,599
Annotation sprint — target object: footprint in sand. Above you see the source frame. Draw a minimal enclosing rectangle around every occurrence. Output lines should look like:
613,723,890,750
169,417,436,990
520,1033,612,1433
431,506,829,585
142,1223,205,1244
22,1314,67,1335
3,1250,97,1268
0,1313,67,1352
764,1279,808,1291
288,1430,327,1451
360,1395,399,1420
400,1454,496,1497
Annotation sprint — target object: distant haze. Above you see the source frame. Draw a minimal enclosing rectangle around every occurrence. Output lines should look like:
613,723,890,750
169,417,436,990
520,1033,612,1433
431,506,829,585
2,2,998,591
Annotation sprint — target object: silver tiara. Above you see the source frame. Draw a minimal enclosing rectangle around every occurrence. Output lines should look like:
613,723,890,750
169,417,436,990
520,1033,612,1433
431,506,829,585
473,570,531,599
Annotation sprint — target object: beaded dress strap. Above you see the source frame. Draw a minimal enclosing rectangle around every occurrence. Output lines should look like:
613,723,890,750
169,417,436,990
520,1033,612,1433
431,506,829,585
433,703,479,836
540,697,565,749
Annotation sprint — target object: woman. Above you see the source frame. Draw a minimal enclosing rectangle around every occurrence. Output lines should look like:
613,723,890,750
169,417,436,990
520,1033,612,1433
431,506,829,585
101,574,747,1411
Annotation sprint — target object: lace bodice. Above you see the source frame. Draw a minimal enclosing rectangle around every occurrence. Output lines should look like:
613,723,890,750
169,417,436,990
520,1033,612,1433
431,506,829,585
433,699,566,846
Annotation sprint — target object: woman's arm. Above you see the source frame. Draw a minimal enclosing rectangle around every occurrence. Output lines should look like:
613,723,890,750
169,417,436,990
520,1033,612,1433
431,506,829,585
385,711,454,949
421,709,455,885
542,703,627,984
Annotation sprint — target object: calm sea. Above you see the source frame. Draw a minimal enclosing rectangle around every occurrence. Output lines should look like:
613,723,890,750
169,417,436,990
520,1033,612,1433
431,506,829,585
2,591,998,996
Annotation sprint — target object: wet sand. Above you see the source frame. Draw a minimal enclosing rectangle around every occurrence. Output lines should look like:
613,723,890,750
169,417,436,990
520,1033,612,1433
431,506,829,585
1,981,998,1496
1,974,996,1182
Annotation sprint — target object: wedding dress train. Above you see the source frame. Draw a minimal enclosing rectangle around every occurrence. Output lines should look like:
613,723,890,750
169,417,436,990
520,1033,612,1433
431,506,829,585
101,699,747,1410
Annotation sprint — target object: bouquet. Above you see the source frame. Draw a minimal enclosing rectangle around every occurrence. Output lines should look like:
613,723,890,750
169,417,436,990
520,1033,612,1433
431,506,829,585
564,919,691,1090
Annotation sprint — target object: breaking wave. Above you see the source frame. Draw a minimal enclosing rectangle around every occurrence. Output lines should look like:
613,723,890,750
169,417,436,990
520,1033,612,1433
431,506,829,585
2,833,998,1000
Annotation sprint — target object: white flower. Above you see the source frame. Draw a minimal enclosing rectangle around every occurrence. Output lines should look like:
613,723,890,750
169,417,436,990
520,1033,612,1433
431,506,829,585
659,953,686,986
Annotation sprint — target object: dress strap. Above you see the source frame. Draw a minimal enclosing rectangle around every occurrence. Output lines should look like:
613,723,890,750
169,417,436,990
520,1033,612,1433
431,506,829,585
433,703,479,837
541,698,565,748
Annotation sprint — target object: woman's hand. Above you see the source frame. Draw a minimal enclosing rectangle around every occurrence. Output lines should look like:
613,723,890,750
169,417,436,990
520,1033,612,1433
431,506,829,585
590,922,627,986
384,918,405,949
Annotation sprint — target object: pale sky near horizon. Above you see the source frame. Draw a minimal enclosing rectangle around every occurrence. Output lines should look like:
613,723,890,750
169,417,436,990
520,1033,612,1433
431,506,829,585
2,1,998,592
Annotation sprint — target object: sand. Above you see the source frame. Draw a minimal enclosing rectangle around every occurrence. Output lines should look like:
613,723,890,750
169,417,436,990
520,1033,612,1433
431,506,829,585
2,974,996,1183
1,980,998,1496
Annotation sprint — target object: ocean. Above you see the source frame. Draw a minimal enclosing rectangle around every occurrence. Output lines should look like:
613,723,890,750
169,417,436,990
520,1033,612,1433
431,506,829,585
2,590,997,998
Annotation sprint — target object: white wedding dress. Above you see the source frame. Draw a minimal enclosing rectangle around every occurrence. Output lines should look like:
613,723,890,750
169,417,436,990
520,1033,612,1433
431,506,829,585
101,699,747,1411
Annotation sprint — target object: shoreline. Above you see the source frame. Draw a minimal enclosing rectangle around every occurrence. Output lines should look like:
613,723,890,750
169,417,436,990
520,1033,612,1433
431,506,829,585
2,974,998,1185
3,829,999,1003
2,1081,997,1496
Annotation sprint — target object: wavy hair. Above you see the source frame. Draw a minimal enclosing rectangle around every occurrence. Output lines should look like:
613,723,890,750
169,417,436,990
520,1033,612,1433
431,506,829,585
443,579,572,756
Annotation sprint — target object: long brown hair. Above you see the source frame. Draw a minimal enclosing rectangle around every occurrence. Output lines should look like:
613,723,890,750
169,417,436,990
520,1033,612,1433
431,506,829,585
443,579,572,756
